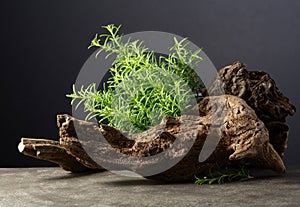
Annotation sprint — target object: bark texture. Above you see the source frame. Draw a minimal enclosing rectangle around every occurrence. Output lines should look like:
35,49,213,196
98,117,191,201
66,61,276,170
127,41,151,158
18,138,96,172
206,62,296,158
18,62,295,182
19,95,286,181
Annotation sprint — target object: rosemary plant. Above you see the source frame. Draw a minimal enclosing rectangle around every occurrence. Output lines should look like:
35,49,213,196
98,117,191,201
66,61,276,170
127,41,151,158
67,24,254,184
195,165,253,185
67,24,204,133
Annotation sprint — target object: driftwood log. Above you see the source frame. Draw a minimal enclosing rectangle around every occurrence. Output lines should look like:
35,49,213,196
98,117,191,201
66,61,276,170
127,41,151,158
206,62,296,158
18,62,295,182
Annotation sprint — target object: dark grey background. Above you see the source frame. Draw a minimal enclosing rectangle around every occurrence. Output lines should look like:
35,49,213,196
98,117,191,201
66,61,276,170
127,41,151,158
0,0,299,167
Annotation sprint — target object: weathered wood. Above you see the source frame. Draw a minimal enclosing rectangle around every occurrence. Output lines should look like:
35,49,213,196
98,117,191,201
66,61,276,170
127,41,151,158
206,62,296,158
18,138,101,172
21,95,284,181
57,114,104,170
18,62,295,182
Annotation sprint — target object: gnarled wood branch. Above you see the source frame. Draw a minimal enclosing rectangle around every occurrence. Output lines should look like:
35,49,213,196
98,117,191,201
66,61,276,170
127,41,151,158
19,95,285,181
206,62,296,158
18,138,98,172
18,62,295,182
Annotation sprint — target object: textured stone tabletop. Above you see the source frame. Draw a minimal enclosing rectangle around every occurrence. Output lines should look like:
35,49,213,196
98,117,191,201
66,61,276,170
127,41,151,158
0,166,299,207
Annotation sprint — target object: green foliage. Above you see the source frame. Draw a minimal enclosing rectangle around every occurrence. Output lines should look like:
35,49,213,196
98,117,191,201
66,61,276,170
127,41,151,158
67,24,204,134
67,84,114,123
195,165,253,185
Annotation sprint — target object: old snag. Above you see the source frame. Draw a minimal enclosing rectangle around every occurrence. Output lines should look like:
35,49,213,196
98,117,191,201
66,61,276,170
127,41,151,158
206,62,296,158
18,62,295,182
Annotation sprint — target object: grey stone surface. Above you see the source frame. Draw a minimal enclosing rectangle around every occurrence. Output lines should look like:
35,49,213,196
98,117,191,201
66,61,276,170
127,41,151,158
0,166,299,207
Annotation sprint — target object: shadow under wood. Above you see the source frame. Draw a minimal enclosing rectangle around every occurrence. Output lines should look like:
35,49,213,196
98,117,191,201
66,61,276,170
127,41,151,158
101,177,200,186
42,169,106,181
100,179,163,186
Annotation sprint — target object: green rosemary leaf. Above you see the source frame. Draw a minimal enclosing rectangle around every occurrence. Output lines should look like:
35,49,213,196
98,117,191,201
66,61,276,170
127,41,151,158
195,165,254,185
67,24,205,134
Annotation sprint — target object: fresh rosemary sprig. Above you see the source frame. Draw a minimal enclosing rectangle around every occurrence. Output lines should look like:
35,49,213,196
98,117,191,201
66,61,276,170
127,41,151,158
67,24,204,134
67,24,254,184
195,165,253,185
